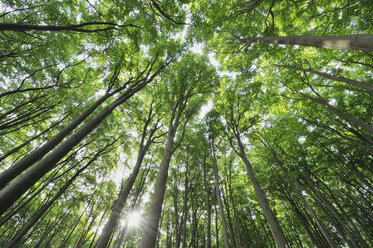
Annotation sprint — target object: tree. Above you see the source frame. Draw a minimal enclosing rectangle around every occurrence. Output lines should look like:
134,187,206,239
141,53,218,247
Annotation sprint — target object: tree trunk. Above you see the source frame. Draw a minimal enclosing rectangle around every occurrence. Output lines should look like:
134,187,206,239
0,93,110,189
258,135,337,248
140,107,179,247
234,134,287,248
210,141,230,248
181,161,189,248
285,190,324,248
202,155,212,248
0,113,68,163
276,64,373,93
0,22,137,33
173,182,181,248
240,34,373,51
302,94,373,134
3,151,98,248
95,111,157,248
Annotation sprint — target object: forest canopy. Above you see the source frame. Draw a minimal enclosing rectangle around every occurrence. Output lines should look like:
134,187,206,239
0,0,372,247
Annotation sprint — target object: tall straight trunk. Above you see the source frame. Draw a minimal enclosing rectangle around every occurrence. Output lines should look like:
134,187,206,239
181,162,189,248
210,141,230,248
95,110,158,248
302,94,373,134
0,22,137,33
313,173,370,248
276,64,373,93
258,135,337,248
202,155,212,248
232,134,286,248
58,199,92,248
0,93,110,189
0,66,163,216
141,91,190,247
114,168,148,248
89,211,107,248
140,110,179,247
3,151,99,248
140,131,175,247
173,183,181,248
239,34,373,51
306,176,368,248
214,199,220,248
227,169,243,248
0,113,68,163
285,190,324,248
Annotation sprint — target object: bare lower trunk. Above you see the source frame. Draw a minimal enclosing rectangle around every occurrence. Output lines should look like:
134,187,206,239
203,156,212,248
240,34,373,51
95,151,146,248
276,64,373,93
210,142,231,248
259,135,337,248
234,135,287,248
140,131,175,247
0,93,109,189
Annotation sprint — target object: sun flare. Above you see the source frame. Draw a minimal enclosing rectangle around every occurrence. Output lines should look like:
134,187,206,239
126,211,142,228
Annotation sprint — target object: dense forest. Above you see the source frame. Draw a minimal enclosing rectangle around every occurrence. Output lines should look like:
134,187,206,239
0,0,372,247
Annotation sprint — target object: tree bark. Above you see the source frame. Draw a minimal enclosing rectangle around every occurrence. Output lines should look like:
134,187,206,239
140,99,184,247
0,93,109,189
258,134,337,248
3,150,100,248
239,34,373,51
302,94,373,134
181,161,189,248
276,64,373,93
95,106,159,248
210,141,231,248
0,22,138,33
202,154,212,248
233,134,287,248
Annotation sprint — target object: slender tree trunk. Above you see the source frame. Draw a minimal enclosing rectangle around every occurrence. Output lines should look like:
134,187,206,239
258,135,337,248
306,176,365,248
239,34,373,51
141,132,175,247
141,92,190,247
210,141,230,248
173,183,181,248
89,211,107,248
181,161,189,248
313,173,370,248
302,94,373,134
202,155,212,248
95,115,157,248
285,190,324,248
0,22,137,33
0,113,68,163
0,93,110,189
0,66,163,215
214,200,220,248
233,134,287,248
276,64,373,93
3,151,99,248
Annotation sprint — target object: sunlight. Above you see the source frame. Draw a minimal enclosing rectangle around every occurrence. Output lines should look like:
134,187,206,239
126,211,142,228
